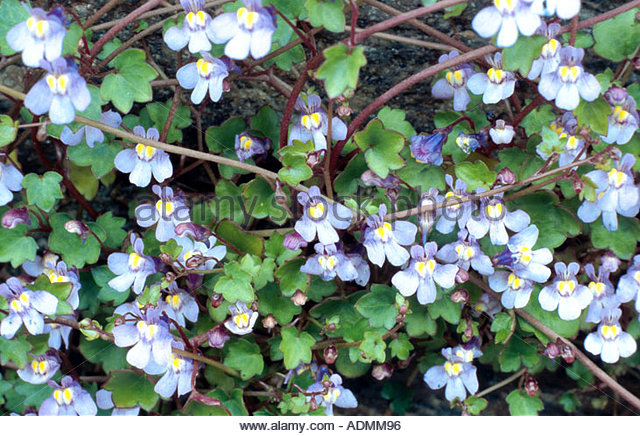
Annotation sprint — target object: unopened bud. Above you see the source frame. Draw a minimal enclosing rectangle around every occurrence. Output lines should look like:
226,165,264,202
64,220,91,243
336,104,352,117
397,358,411,369
451,289,469,304
160,252,173,265
326,323,336,331
283,232,308,250
524,376,539,397
496,167,516,185
291,290,307,306
210,292,224,308
372,363,393,381
207,325,230,348
306,151,323,168
324,346,338,364
222,80,231,93
455,268,469,284
309,395,318,411
398,304,408,315
2,206,30,229
175,222,211,241
37,124,48,142
185,253,206,269
262,314,277,329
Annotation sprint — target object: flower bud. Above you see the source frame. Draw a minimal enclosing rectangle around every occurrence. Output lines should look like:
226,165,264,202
324,346,338,364
175,222,211,241
37,123,48,142
185,253,206,269
308,395,318,411
455,268,469,284
207,325,230,348
524,376,539,397
336,104,352,117
496,167,516,185
283,232,308,250
291,290,308,306
160,252,173,265
64,220,91,242
1,206,31,229
262,314,277,329
451,289,469,304
165,272,176,282
372,363,393,381
600,252,621,273
210,292,224,308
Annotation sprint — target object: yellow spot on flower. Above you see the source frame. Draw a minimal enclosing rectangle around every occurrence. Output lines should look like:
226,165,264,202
27,16,49,38
601,324,620,340
519,246,532,264
566,136,579,150
542,39,559,57
455,349,474,363
318,255,337,270
486,202,503,219
128,252,144,270
375,222,393,242
156,200,175,216
186,10,207,28
634,270,640,284
507,273,523,290
588,281,605,297
10,299,22,312
444,361,463,377
556,280,576,296
237,7,258,30
135,143,156,161
446,70,464,86
45,74,69,94
166,294,182,309
301,112,322,130
172,356,183,371
445,191,461,211
607,168,627,188
455,244,475,261
308,202,325,219
613,106,630,123
487,68,505,83
54,388,73,405
137,321,157,340
415,259,436,276
196,58,213,77
559,66,580,82
32,360,49,375
239,135,253,150
234,313,249,328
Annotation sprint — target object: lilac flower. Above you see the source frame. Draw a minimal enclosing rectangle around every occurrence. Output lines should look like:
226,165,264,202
154,342,195,398
209,0,277,60
456,132,489,154
164,0,216,53
577,153,640,231
527,23,562,80
489,270,534,309
107,234,156,295
467,53,516,104
96,389,140,416
489,119,515,144
473,292,502,317
435,175,474,235
115,126,173,187
0,161,24,206
161,285,199,327
6,6,66,67
224,301,258,335
114,308,173,372
452,343,483,363
361,170,402,189
466,192,530,245
177,52,230,104
235,131,270,162
392,243,458,305
135,185,191,242
494,225,553,283
24,57,91,125
601,88,639,145
537,114,584,167
347,250,371,286
17,353,60,385
538,46,601,111
601,252,621,274
409,131,447,166
584,263,616,323
61,110,122,148
363,204,417,267
417,188,440,241
308,374,357,416
584,304,636,364
295,186,353,245
539,262,592,320
40,376,97,416
301,243,359,282
535,0,581,19
617,255,640,310
431,51,475,111
472,0,541,47
177,235,226,272
43,315,73,349
424,347,479,402
0,277,57,338
288,94,347,151
437,229,495,276
43,259,81,309
2,206,30,228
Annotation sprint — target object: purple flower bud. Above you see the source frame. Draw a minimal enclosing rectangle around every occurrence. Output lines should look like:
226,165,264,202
2,206,31,229
283,231,308,251
524,376,539,397
234,131,270,162
208,325,230,348
210,292,224,308
372,363,394,381
496,167,516,185
64,220,91,242
291,290,308,306
262,314,277,329
323,346,338,364
410,131,448,166
360,170,402,189
451,288,469,303
175,222,212,241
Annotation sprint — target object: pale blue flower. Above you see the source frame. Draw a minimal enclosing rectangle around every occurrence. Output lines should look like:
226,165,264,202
107,234,156,295
539,262,592,321
164,0,217,53
472,0,541,47
534,0,581,19
17,352,60,385
301,243,358,282
224,301,258,335
115,126,173,187
473,292,502,317
308,374,357,416
494,225,553,283
61,110,122,148
161,284,199,327
424,347,479,402
466,191,530,245
617,255,640,310
363,204,417,267
601,87,639,146
235,131,270,162
584,304,636,364
209,0,277,60
177,52,230,104
584,263,616,323
42,315,73,349
0,277,58,338
489,119,515,144
154,341,195,398
177,235,226,272
467,53,516,104
410,131,448,166
436,175,475,235
288,94,347,151
392,243,458,305
295,185,353,245
0,162,24,206
431,51,475,111
527,22,562,80
489,270,534,309
39,376,97,416
6,6,66,67
437,229,495,276
135,185,191,242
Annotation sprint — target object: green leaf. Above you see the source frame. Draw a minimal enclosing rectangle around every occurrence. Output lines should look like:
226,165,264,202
48,213,106,268
104,370,159,410
205,117,246,153
0,0,30,56
502,35,546,75
0,115,18,147
355,285,399,329
250,105,280,150
593,10,640,62
566,360,595,389
574,96,609,135
498,336,539,372
464,396,488,415
354,119,405,178
377,107,416,138
381,381,414,414
257,283,300,325
215,219,264,256
242,177,289,225
558,392,580,413
520,287,581,341
278,154,313,186
215,261,254,303
317,44,367,98
275,258,308,297
443,2,467,18
506,390,544,416
145,100,191,143
224,339,264,379
100,48,158,113
62,23,83,56
96,212,127,250
67,139,122,179
359,331,386,363
280,327,315,369
389,333,414,360
520,104,555,137
305,0,345,33
0,335,31,367
0,224,37,268
404,303,437,337
590,216,640,260
68,163,98,200
21,171,64,212
455,160,496,191
428,293,461,324
334,153,368,196
491,312,514,344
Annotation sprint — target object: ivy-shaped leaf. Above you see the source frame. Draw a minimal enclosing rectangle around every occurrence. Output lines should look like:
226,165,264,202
100,48,158,113
354,119,405,178
317,44,367,98
21,171,64,212
279,327,315,369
